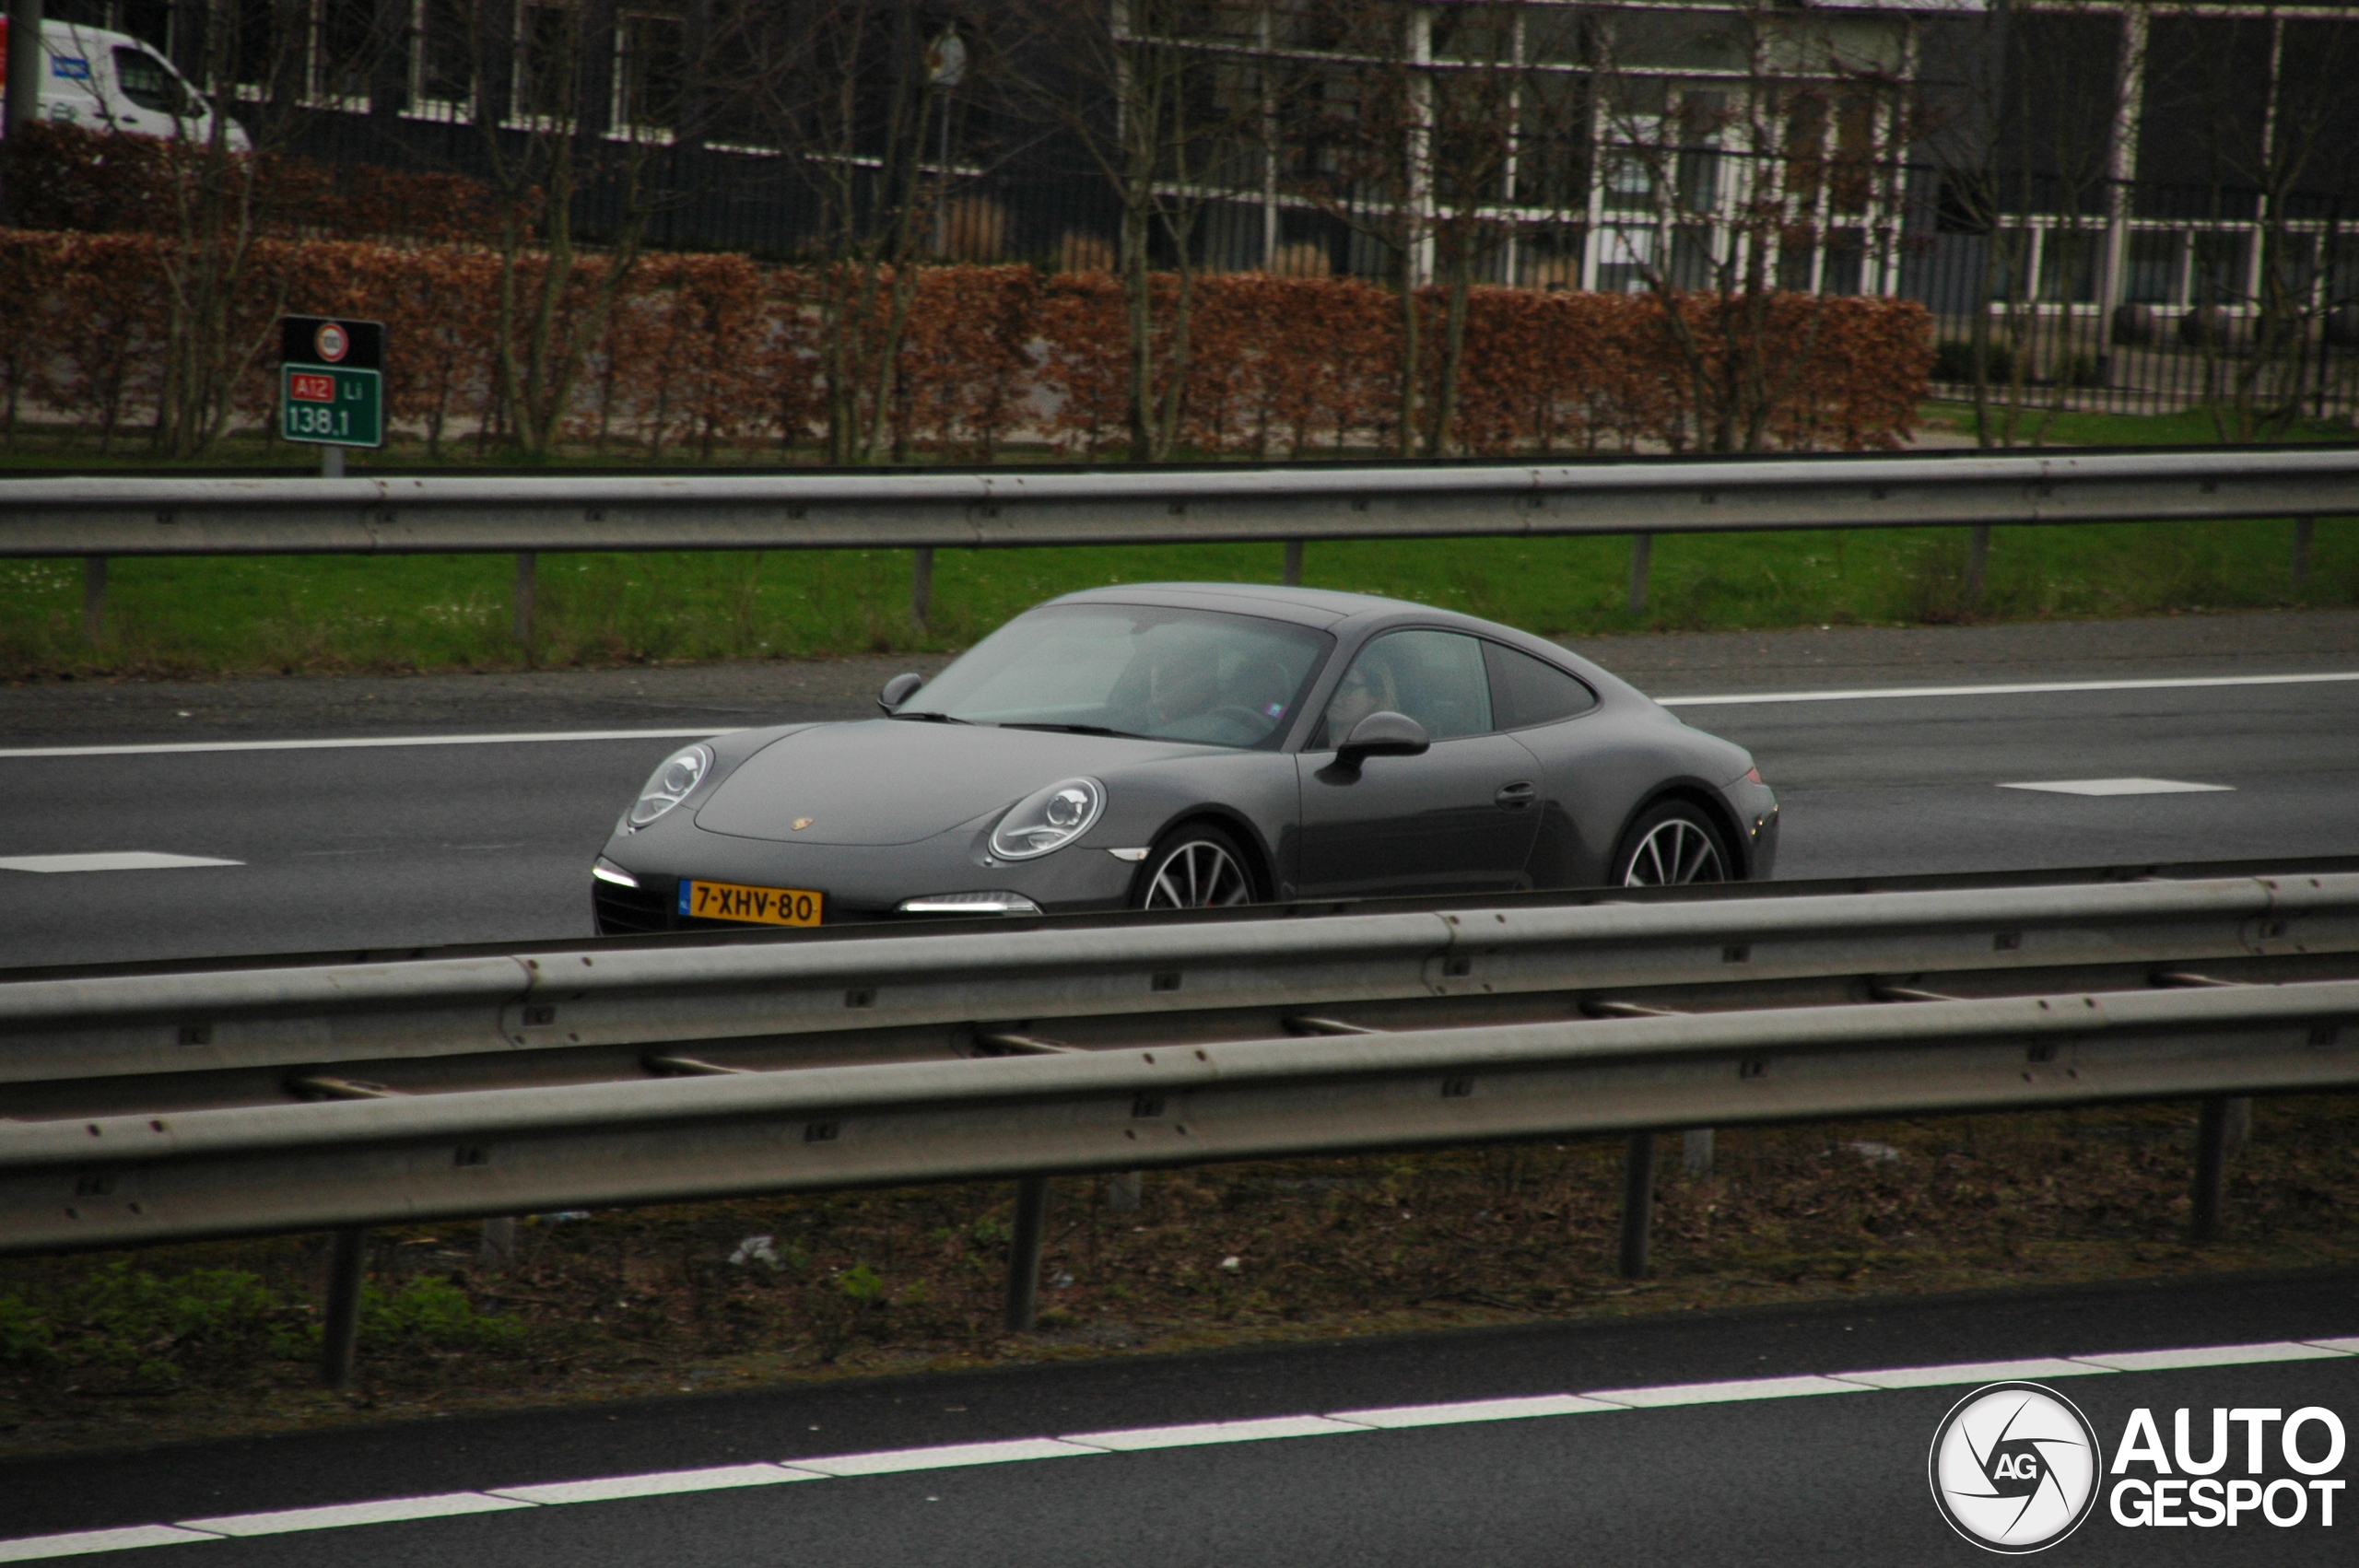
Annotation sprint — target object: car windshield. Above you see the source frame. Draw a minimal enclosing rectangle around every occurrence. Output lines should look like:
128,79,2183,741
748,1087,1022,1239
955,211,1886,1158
905,603,1332,748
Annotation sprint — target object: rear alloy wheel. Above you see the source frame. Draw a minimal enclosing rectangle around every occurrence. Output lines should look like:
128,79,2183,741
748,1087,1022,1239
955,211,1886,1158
1135,824,1257,909
1612,802,1732,887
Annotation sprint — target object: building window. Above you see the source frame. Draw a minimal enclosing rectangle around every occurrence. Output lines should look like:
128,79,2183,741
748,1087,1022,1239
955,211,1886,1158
2124,231,2182,306
615,10,683,137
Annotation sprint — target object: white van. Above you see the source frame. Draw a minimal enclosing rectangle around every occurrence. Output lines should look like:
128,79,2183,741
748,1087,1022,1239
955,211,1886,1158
0,18,249,151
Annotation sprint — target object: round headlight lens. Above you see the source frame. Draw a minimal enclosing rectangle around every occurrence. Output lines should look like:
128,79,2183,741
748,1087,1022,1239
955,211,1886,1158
990,777,1105,860
628,743,712,828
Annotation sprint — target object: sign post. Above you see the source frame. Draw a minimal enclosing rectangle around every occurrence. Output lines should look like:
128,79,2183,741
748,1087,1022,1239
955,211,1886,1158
279,316,384,476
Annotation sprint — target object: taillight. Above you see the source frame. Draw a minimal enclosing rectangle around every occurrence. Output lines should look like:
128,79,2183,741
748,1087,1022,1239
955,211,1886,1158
1745,766,1764,784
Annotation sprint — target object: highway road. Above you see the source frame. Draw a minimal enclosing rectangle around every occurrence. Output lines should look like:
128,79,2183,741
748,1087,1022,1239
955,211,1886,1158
2,619,2354,969
0,1267,2352,1564
3,611,2355,1566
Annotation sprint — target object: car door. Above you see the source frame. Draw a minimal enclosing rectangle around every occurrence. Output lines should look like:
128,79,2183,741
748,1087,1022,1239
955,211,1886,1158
1295,628,1543,898
1482,639,1608,889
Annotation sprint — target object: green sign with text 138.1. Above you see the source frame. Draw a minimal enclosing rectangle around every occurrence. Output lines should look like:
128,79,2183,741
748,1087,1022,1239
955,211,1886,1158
281,365,382,448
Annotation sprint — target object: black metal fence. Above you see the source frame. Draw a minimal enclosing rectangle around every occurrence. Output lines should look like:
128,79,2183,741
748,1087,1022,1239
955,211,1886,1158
279,107,2359,429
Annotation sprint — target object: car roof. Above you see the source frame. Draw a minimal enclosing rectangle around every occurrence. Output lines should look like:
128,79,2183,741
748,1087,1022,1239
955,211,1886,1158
1046,581,1473,630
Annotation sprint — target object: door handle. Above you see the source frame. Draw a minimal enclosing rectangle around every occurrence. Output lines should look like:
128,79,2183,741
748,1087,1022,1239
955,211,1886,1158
1495,780,1538,810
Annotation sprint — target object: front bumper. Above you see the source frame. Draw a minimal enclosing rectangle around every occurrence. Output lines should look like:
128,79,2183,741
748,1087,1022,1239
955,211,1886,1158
591,822,1144,935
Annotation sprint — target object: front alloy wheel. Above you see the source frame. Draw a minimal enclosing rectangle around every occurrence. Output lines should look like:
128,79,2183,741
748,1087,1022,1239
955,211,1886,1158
1137,825,1256,908
1614,805,1731,887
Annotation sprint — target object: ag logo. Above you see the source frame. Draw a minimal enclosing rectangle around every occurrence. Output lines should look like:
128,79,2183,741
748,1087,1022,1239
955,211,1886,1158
1929,1383,2101,1552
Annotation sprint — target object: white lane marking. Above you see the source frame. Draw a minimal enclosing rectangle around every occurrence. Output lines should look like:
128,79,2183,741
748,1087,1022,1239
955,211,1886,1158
2072,1340,2355,1373
783,1437,1109,1476
4,1334,2352,1561
3,668,2354,763
177,1492,534,1536
1657,670,2359,708
0,852,243,873
1585,1374,1870,1409
0,1527,223,1562
0,728,729,761
1830,1357,2102,1390
1064,1415,1373,1451
1330,1394,1622,1428
487,1464,822,1504
1997,778,2235,797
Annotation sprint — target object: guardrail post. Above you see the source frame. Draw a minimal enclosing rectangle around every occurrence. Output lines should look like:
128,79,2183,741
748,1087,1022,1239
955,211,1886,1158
911,547,934,629
2223,1095,2251,1148
2293,517,2316,587
1619,1132,1657,1279
81,558,105,643
1003,1176,1050,1332
1108,1170,1142,1212
1966,524,1992,603
2190,1096,2230,1245
512,553,537,647
1681,1129,1714,1178
1626,533,1653,614
1283,540,1304,587
320,1225,369,1388
480,1215,517,1266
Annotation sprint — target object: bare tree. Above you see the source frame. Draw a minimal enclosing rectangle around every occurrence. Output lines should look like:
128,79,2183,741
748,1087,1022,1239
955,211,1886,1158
149,0,399,457
1014,0,1273,462
2141,8,2359,440
712,2,980,465
436,0,744,460
1911,0,2142,448
1578,1,1907,452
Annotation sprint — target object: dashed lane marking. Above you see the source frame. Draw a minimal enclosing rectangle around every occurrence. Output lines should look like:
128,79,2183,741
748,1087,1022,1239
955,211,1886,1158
1997,778,2236,796
0,852,242,873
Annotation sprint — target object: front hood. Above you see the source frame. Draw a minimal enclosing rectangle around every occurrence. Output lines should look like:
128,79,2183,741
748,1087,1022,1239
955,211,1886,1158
693,720,1223,845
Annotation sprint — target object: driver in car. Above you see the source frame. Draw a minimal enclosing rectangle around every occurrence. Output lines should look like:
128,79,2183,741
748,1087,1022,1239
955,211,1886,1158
1321,651,1400,743
1144,642,1225,731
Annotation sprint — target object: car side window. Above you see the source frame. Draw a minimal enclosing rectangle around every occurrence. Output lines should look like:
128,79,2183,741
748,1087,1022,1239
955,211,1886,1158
1321,630,1494,744
1484,642,1599,731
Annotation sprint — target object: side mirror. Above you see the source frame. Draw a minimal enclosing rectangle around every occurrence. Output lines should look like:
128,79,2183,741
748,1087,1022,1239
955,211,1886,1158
1337,710,1429,768
878,672,925,712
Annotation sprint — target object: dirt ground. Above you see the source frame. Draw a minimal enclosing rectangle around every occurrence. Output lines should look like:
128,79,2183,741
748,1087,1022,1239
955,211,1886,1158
6,1094,2355,1462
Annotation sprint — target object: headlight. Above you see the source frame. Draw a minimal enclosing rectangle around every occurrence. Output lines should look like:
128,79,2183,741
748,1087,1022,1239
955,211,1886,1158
990,777,1104,860
627,743,712,829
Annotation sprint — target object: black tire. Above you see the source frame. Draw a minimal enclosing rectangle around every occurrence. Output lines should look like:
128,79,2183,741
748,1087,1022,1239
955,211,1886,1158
1610,799,1735,887
1133,822,1260,909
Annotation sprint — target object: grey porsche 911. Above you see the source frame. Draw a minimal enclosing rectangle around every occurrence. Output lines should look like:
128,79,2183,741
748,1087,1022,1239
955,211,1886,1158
590,583,1778,933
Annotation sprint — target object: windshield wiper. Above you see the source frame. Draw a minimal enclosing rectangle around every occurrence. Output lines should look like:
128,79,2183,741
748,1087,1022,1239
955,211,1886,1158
998,722,1149,739
885,709,971,724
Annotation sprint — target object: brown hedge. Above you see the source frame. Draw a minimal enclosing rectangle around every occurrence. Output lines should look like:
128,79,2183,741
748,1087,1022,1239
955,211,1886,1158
0,228,1931,459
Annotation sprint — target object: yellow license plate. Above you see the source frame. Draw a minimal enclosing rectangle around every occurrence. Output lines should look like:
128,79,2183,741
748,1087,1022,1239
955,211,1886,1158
679,880,823,927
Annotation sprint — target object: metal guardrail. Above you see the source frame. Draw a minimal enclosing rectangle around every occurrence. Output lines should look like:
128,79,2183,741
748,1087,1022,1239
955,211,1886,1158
4,976,2353,1258
7,862,2355,1381
6,869,2355,1110
3,867,2353,1245
3,447,2351,634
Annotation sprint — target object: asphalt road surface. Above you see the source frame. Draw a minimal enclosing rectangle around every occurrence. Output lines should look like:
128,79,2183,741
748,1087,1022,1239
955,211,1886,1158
0,1268,2353,1565
2,610,2354,968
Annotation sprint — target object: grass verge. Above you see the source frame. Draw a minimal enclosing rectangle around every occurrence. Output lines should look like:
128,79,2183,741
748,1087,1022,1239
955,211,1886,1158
4,517,2353,682
5,1094,2355,1460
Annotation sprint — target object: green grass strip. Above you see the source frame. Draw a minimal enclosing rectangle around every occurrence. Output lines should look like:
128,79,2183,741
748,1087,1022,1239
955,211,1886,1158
4,519,2351,680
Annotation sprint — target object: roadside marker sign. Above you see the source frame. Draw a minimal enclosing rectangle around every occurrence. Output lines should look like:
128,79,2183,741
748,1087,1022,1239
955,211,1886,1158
279,315,384,450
